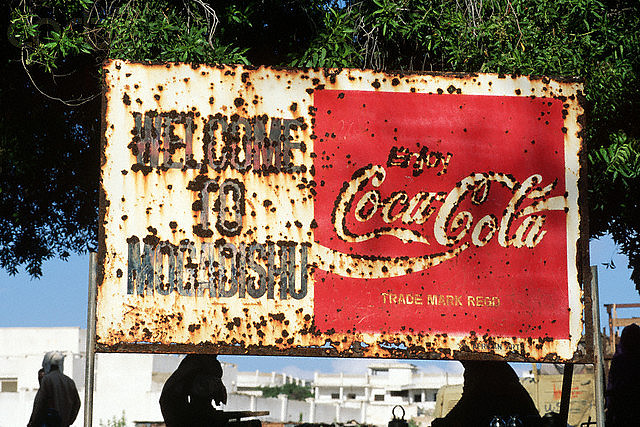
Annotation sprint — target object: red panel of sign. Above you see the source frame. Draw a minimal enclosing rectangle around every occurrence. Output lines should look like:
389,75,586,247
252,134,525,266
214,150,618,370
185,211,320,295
314,90,569,338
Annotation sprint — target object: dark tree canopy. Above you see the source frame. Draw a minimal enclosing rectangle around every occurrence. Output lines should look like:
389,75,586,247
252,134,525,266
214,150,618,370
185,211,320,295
3,0,640,288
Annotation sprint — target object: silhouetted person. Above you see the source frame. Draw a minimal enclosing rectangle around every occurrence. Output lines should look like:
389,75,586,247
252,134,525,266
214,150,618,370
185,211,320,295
160,354,228,427
28,351,81,427
606,323,640,426
431,361,541,427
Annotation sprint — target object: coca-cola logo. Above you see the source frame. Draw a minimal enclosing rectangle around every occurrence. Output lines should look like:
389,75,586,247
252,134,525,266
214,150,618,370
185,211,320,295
331,163,564,266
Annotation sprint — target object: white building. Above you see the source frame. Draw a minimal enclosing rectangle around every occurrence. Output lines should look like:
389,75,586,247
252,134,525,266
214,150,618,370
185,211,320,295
235,370,310,396
312,363,463,425
0,327,462,426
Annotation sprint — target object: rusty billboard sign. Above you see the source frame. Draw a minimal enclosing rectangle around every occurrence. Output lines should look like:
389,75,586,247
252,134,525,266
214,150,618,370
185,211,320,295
98,60,589,362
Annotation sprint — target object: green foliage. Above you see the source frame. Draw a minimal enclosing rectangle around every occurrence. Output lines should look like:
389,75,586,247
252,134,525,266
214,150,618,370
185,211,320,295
8,0,250,69
101,1,248,64
590,132,640,183
289,7,362,68
99,411,126,427
260,382,313,400
9,0,93,72
3,0,640,288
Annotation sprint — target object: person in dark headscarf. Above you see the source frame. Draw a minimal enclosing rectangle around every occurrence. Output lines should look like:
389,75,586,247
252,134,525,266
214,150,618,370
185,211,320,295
431,360,541,427
606,323,640,426
160,354,228,427
28,351,81,427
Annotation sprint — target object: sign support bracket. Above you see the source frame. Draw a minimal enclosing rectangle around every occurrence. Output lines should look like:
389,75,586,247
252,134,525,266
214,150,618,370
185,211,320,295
591,266,606,426
84,252,98,427
559,363,574,425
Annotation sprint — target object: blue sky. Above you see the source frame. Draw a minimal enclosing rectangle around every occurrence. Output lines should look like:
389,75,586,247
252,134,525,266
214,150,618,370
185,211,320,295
1,235,638,378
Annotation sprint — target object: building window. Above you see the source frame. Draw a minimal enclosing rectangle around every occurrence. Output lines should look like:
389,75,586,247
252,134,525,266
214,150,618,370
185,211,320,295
347,393,356,399
390,390,409,397
0,378,17,392
374,394,385,401
331,393,340,399
414,394,422,402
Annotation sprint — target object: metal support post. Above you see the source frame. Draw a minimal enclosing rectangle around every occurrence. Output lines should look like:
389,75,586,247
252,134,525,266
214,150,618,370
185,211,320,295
84,252,98,427
591,266,606,426
559,363,574,426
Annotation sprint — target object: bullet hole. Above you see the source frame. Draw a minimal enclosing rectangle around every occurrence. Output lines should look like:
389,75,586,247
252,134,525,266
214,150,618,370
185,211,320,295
234,97,245,107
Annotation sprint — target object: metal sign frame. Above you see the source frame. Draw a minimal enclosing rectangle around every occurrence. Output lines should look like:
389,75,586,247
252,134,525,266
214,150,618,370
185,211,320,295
97,60,590,363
